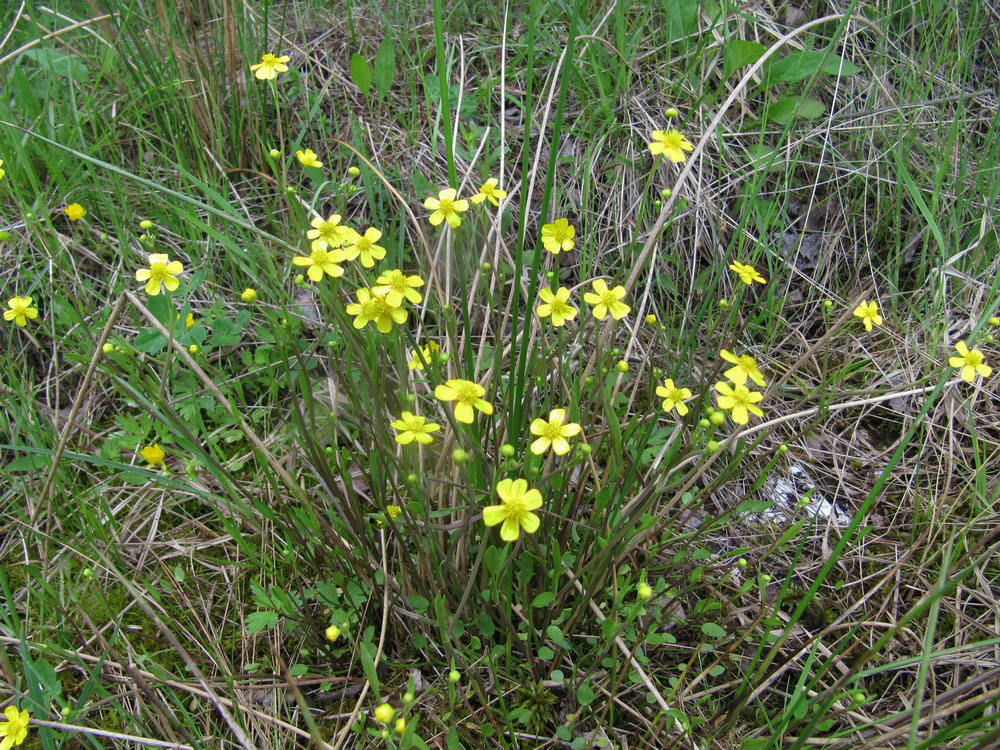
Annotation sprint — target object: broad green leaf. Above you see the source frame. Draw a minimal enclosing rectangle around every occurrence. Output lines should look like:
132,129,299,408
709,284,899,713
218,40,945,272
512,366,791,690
701,622,727,638
245,610,279,633
763,51,861,88
764,96,825,125
374,38,396,98
532,592,554,608
576,681,595,706
723,40,766,79
350,53,372,94
20,47,89,80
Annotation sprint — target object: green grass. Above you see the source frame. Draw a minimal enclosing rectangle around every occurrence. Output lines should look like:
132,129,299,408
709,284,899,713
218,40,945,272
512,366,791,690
1,0,999,748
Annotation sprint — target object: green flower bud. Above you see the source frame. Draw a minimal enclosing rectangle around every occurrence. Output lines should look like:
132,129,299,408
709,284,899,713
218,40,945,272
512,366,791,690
102,343,114,354
778,443,789,452
637,583,653,600
269,148,281,159
665,107,679,117
241,288,258,303
325,625,341,642
578,443,592,455
500,444,515,458
737,558,747,567
698,418,711,429
139,220,153,230
347,166,361,176
448,669,461,683
188,344,199,354
709,411,725,426
451,449,469,465
706,440,720,452
718,298,729,309
406,473,419,484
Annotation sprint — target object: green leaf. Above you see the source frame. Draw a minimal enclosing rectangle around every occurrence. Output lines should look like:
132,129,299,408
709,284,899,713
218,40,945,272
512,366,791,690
245,610,279,634
723,40,766,79
20,47,89,80
546,625,564,642
359,641,380,692
532,592,554,608
374,38,396,98
701,622,727,638
407,595,430,613
763,51,861,88
133,328,166,354
575,681,595,706
4,454,50,472
350,53,372,94
764,96,825,125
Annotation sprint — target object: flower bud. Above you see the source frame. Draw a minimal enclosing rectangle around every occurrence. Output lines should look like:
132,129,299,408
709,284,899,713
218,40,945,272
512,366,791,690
374,703,395,724
500,444,515,458
706,440,720,452
188,344,199,354
709,411,725,426
394,718,406,734
737,558,747,567
139,220,153,230
451,449,469,465
616,360,628,373
347,166,361,176
269,148,281,159
646,314,657,325
241,288,258,302
102,343,114,354
325,625,341,642
637,583,653,600
665,107,679,117
698,418,711,429
448,669,461,683
989,316,1000,326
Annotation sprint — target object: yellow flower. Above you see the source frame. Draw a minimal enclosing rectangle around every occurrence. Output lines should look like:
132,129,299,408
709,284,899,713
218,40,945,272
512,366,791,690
292,246,344,282
728,261,766,286
720,350,765,387
4,296,39,326
853,300,883,332
0,159,5,180
64,203,86,221
140,444,165,467
714,381,764,425
391,412,441,445
296,148,322,168
536,287,578,327
470,178,506,206
341,227,386,268
583,279,630,320
424,188,469,228
482,478,543,542
373,269,424,306
0,705,31,749
656,379,692,416
185,312,195,330
136,253,184,295
250,53,290,80
241,288,258,302
540,218,576,254
434,379,493,423
949,342,992,382
307,214,348,250
408,340,441,370
647,130,694,162
345,288,407,333
529,408,581,456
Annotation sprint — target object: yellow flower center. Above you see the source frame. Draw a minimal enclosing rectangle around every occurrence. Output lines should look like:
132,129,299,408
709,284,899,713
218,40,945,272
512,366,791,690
600,291,618,306
541,421,564,439
149,261,170,280
317,221,339,242
967,350,983,366
502,494,529,521
454,381,479,404
310,247,331,264
553,226,571,242
438,198,455,214
357,236,372,253
550,298,572,316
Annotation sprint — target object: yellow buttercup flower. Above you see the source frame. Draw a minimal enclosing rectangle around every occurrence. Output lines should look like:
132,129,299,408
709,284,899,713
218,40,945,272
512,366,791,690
529,408,581,456
536,287,578,327
391,412,441,445
434,379,492,423
470,178,506,207
184,312,195,330
408,340,440,370
373,269,424,306
949,342,991,382
424,188,469,228
583,279,630,320
714,382,764,425
728,261,766,286
140,444,165,467
296,148,322,168
292,246,344,282
341,227,386,268
655,379,692,416
250,53,290,80
647,130,694,162
540,218,576,254
720,350,765,387
0,705,31,749
4,296,39,326
345,288,407,333
307,214,348,250
136,253,184,295
482,478,543,542
64,203,86,221
853,300,883,332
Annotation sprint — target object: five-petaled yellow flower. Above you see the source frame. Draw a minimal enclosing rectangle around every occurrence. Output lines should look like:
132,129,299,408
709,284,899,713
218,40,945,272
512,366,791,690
296,148,322,168
64,203,86,221
341,227,386,268
292,246,344,282
470,178,507,207
583,279,630,320
345,288,407,333
434,379,493,423
529,408,582,456
424,188,469,228
853,300,883,332
391,412,441,445
250,53,291,80
536,287,578,327
541,218,576,254
949,342,992,382
136,253,184,295
0,705,31,749
482,478,543,542
140,444,165,467
373,269,424,307
4,296,38,326
307,214,348,250
720,350,766,387
656,379,692,416
714,382,764,425
648,130,694,162
729,261,766,286
408,340,440,370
